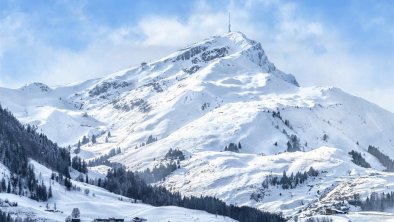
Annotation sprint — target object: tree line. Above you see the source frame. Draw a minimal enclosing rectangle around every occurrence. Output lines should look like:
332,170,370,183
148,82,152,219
100,167,285,222
0,105,71,201
0,165,51,201
71,156,88,174
368,145,394,171
305,217,333,222
262,167,319,190
87,148,121,167
348,150,371,168
138,149,184,183
136,135,158,149
355,191,394,211
137,161,179,184
0,209,35,222
165,148,185,160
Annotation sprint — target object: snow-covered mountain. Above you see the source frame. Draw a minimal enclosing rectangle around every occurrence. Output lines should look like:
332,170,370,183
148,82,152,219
1,31,394,221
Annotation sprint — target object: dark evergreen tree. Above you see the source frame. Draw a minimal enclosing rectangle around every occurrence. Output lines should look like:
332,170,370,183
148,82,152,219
146,135,158,145
286,135,301,152
322,134,329,142
64,178,72,190
225,143,239,152
0,179,6,192
71,208,81,219
272,110,282,120
75,141,81,154
81,136,89,145
91,135,96,144
284,119,292,129
48,185,52,199
71,156,88,173
7,181,10,193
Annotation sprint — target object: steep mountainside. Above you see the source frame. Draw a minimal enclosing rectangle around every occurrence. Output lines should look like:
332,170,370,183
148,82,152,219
0,105,264,222
1,31,394,220
0,104,70,177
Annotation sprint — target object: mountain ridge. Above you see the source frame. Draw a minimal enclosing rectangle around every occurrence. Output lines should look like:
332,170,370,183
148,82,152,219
0,31,393,159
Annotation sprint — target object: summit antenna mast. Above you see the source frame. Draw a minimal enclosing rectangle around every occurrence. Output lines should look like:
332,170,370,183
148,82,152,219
228,12,231,33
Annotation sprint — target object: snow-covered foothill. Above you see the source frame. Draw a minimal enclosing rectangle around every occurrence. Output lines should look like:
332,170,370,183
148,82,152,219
0,160,235,222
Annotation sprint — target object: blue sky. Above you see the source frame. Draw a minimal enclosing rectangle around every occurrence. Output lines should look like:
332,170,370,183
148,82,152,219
0,0,393,111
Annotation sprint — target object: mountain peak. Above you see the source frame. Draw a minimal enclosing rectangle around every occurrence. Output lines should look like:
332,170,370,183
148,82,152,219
224,31,257,47
160,31,299,86
177,31,257,55
20,82,52,93
75,31,299,99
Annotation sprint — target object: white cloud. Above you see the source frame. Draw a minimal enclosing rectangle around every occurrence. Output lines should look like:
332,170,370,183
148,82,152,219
0,0,393,113
0,13,26,60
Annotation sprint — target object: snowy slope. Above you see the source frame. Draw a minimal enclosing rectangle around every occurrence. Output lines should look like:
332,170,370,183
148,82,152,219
1,31,394,220
0,160,235,222
160,147,391,217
